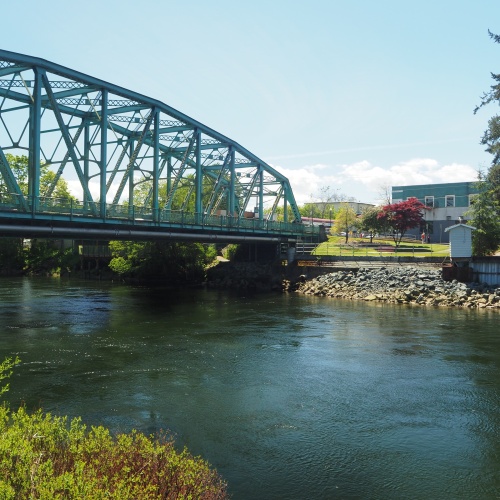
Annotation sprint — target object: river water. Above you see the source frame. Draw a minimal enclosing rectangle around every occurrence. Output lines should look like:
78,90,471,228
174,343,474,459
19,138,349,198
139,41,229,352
1,276,499,499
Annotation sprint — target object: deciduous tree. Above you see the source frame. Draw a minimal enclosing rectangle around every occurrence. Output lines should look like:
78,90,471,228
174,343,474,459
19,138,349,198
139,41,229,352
300,202,324,219
0,155,76,273
377,198,427,247
333,204,358,243
358,206,388,242
0,154,74,200
109,240,216,283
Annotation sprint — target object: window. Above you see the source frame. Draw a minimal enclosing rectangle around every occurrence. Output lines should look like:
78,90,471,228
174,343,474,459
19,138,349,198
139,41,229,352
445,195,455,207
425,196,434,207
468,194,478,206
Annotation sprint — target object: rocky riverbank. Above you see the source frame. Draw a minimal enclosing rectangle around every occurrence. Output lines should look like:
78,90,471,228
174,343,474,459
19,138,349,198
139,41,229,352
284,266,500,309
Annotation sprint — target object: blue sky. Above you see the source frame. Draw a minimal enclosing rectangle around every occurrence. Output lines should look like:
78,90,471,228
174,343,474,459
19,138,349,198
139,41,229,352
2,0,500,204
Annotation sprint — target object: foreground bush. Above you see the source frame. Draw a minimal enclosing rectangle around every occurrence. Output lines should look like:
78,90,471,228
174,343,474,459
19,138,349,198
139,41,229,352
0,406,228,499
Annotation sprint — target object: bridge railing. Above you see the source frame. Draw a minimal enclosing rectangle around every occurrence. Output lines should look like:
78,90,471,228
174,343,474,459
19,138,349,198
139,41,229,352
39,197,101,216
0,192,27,210
0,193,321,239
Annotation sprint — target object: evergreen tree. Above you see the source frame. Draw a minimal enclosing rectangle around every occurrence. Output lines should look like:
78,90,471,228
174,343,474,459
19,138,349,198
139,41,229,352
471,30,500,254
466,173,500,256
486,163,500,206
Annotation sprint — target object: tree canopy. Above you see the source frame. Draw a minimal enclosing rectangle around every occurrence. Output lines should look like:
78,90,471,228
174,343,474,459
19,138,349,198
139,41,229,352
377,198,427,246
470,30,500,255
299,186,357,220
466,173,500,256
487,163,500,206
332,204,358,243
358,206,389,242
0,154,77,274
108,240,216,283
0,154,74,200
475,32,500,165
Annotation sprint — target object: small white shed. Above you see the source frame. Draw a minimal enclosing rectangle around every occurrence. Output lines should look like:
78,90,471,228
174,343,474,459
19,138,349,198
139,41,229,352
444,223,475,258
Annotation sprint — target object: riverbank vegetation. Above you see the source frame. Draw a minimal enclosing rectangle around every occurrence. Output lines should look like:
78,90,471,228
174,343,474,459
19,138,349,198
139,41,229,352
0,358,228,499
108,240,217,283
0,236,218,283
0,238,79,277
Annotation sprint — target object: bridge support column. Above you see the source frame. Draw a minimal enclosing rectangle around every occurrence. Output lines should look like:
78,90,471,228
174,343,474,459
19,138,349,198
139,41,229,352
29,67,42,213
287,244,296,264
194,129,202,224
100,89,108,219
152,108,160,223
242,243,282,263
228,148,235,217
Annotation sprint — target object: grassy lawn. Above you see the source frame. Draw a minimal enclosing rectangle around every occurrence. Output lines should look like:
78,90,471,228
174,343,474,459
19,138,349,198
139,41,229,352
310,236,450,258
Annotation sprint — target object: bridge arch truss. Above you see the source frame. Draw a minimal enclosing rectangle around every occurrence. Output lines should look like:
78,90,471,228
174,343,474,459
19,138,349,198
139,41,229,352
0,50,317,243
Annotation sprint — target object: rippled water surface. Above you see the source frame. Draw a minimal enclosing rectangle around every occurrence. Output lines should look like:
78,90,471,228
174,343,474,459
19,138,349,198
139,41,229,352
1,277,500,499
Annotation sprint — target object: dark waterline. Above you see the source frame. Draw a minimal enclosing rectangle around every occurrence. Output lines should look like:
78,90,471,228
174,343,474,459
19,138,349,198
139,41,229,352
1,277,500,499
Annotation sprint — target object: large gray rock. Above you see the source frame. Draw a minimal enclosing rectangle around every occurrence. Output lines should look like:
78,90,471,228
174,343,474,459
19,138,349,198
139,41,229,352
289,266,500,310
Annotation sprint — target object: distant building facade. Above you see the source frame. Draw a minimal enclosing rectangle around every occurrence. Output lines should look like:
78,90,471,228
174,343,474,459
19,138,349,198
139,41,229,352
391,181,479,243
330,202,375,215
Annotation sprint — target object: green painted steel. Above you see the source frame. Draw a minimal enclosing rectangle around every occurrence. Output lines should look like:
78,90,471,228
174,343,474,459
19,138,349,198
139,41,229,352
0,50,316,242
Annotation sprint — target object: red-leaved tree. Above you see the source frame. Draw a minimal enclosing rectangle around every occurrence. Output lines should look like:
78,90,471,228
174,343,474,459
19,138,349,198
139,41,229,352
377,198,428,246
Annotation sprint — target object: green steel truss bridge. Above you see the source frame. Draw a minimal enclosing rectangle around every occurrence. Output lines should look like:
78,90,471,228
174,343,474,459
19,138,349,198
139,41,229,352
0,50,321,245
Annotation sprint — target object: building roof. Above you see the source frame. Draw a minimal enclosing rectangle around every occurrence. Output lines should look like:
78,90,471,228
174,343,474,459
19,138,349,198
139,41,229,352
444,223,476,232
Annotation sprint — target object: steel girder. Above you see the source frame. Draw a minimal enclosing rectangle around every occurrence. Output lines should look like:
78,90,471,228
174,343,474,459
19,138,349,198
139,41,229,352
0,49,302,224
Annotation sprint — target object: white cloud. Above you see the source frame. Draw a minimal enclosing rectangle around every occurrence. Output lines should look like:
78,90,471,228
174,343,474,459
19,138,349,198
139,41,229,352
271,163,344,205
67,179,118,202
430,162,479,183
67,159,478,209
274,158,478,206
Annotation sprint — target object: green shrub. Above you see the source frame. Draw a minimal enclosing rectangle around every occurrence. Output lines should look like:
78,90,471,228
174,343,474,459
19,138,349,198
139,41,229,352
0,407,228,499
221,244,239,261
0,359,228,499
0,357,20,398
